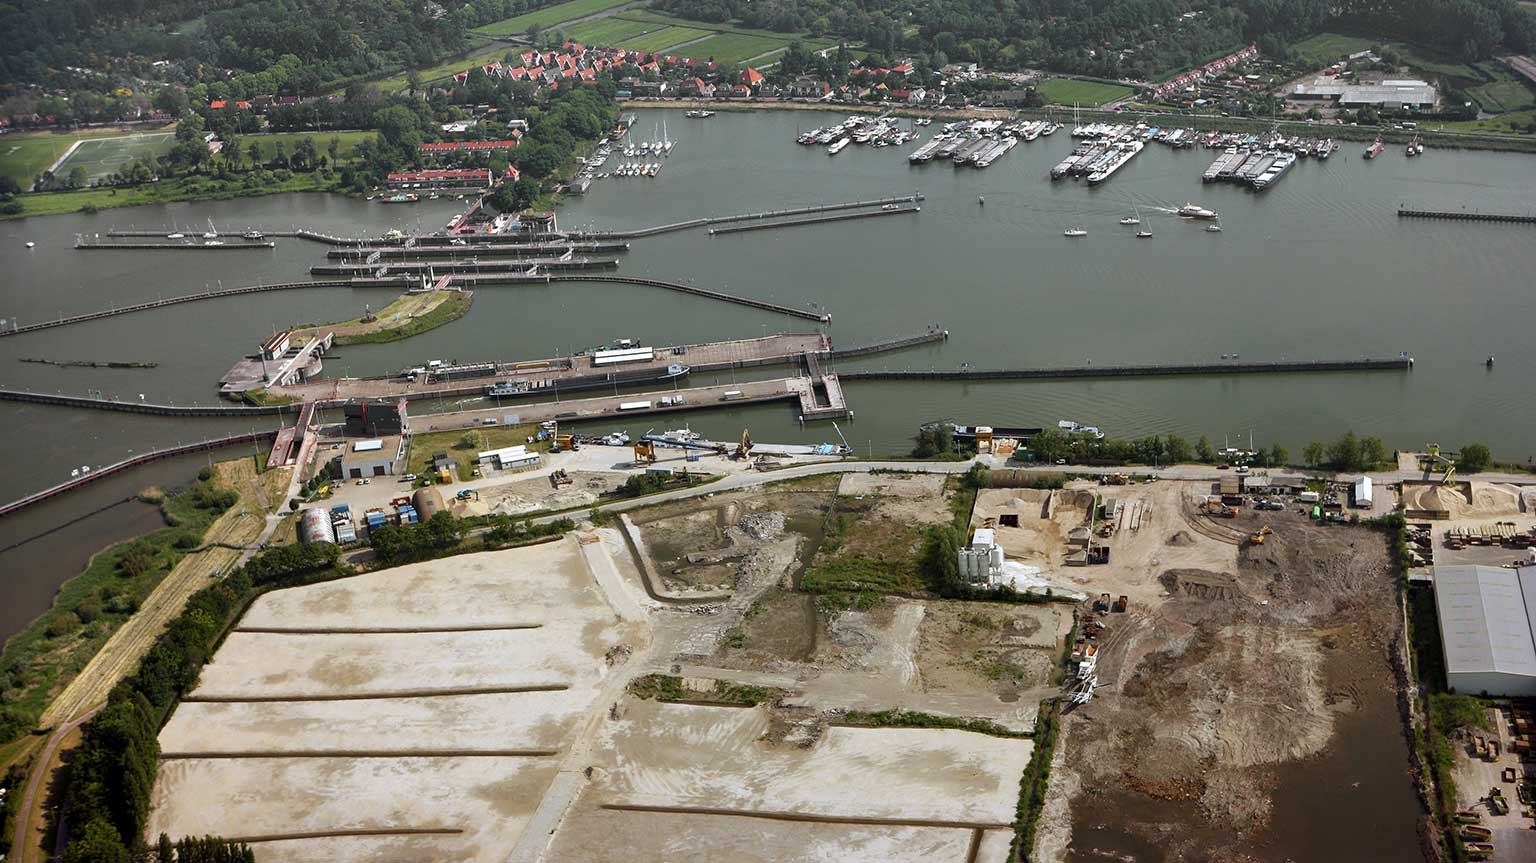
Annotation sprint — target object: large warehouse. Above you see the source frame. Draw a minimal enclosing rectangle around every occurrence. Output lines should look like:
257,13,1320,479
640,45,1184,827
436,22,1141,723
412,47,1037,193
1433,565,1536,697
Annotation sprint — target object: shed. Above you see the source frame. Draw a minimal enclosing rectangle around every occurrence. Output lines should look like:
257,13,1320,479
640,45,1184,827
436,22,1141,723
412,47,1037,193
478,445,539,470
412,487,446,521
1353,476,1373,508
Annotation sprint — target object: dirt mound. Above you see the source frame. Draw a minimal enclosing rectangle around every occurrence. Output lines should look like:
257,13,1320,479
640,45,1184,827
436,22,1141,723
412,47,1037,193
1158,569,1240,602
1403,481,1521,518
1166,530,1196,547
738,511,786,541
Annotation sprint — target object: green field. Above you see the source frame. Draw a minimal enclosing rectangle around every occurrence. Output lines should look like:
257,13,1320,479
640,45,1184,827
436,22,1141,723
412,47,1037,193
1436,109,1536,134
472,0,635,37
1468,77,1536,113
1,129,176,189
238,130,376,163
619,26,713,53
564,16,663,45
680,33,789,66
377,39,511,90
1035,78,1135,107
53,133,177,182
2,171,338,220
1289,32,1380,67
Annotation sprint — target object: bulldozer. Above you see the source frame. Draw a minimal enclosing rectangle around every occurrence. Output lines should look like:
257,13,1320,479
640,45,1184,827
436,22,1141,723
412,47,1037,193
1249,525,1274,545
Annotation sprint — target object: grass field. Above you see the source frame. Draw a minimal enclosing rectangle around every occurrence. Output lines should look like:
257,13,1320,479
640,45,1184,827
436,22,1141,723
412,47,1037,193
51,133,176,183
1468,77,1536,113
3,171,338,220
376,37,509,91
1436,109,1536,134
1035,78,1135,106
619,25,713,53
604,10,838,66
238,130,376,163
472,0,634,37
564,16,663,44
1290,32,1380,67
405,424,544,481
680,33,789,66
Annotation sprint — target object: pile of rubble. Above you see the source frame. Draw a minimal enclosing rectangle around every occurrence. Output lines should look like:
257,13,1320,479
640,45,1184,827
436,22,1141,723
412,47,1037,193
738,511,786,541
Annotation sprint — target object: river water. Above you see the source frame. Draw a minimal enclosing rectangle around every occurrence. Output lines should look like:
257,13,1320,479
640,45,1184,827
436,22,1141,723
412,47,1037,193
1,107,1534,625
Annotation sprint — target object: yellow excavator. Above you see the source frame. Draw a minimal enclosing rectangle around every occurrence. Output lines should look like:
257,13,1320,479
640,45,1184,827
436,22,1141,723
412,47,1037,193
733,429,753,460
1249,525,1274,545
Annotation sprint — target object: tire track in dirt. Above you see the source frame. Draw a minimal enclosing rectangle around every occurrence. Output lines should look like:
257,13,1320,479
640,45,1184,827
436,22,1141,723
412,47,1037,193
599,803,1013,830
183,683,571,702
159,748,560,759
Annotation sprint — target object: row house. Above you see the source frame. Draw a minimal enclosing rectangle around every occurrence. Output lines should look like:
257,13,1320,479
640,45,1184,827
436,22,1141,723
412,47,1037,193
1151,44,1259,99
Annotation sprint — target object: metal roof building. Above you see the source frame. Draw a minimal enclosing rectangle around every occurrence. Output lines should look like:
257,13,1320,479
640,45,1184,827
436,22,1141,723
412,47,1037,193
1433,565,1536,697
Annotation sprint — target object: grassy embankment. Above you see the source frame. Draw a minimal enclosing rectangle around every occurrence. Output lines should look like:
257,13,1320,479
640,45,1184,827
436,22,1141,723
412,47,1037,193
0,456,284,747
295,289,472,346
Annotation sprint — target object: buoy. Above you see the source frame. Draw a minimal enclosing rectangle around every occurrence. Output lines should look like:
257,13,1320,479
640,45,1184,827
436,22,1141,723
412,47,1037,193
1486,355,1494,367
978,195,984,205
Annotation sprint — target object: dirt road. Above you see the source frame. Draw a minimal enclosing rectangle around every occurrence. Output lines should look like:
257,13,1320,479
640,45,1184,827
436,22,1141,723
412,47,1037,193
14,706,100,863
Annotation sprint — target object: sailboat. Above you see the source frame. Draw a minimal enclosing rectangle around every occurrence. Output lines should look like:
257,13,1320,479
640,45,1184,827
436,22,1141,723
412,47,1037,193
202,218,218,239
662,119,673,155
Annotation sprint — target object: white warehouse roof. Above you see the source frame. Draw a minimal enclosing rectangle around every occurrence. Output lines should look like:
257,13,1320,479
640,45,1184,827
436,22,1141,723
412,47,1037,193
1433,565,1536,681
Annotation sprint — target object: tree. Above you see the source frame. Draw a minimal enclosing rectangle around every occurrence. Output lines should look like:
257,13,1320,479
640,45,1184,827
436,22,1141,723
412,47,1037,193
1195,436,1215,463
62,817,131,863
1327,432,1362,471
456,430,484,450
1268,444,1288,468
246,141,261,168
1457,443,1492,473
1303,441,1326,467
1164,434,1192,464
68,166,88,188
921,525,964,596
911,424,953,458
1360,436,1389,469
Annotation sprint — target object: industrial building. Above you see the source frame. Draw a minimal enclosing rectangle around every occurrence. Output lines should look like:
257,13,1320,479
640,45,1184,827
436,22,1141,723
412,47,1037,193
1290,77,1437,110
1433,565,1536,697
340,436,404,478
1353,476,1373,508
344,398,409,437
477,445,540,471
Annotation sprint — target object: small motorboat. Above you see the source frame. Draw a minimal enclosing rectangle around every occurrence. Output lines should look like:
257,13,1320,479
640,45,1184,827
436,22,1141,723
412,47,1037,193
26,241,36,248
1136,231,1153,238
1063,227,1087,237
1206,224,1222,233
1119,216,1140,225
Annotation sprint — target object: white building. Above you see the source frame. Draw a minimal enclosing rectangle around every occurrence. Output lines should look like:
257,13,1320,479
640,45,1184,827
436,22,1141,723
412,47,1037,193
1353,476,1373,508
477,445,540,471
1433,565,1536,697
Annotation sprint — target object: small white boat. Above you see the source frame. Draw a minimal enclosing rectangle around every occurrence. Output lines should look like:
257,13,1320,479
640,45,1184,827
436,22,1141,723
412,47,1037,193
1119,216,1140,225
1063,228,1087,237
166,233,184,239
1136,231,1153,238
1206,224,1222,233
26,241,36,248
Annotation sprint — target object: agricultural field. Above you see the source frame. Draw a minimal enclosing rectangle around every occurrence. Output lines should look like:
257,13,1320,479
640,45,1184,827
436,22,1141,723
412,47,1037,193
682,33,791,66
46,132,176,183
375,37,509,91
1035,78,1136,107
618,25,713,54
472,0,635,37
1467,76,1536,114
563,16,663,45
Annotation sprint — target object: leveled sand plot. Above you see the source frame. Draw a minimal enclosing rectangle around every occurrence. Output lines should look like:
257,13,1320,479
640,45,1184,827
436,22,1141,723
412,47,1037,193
150,541,633,862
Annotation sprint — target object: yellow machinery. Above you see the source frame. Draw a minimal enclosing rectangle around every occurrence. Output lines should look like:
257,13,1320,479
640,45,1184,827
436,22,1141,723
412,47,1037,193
1250,526,1273,545
633,440,656,464
733,429,753,460
1422,444,1458,485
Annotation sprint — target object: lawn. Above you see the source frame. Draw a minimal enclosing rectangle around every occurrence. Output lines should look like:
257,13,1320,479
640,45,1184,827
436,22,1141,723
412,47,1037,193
565,16,664,45
1289,32,1380,68
1436,109,1536,134
472,0,635,37
1035,78,1136,107
405,424,545,481
238,130,376,163
619,26,714,54
46,132,176,184
611,10,839,64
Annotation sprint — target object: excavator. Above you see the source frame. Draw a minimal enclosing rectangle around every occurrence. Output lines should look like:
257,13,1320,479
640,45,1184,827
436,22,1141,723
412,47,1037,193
733,429,753,460
1249,525,1274,545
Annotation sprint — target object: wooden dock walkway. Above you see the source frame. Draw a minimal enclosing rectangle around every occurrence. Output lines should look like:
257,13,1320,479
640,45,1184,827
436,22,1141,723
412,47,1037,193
709,205,919,236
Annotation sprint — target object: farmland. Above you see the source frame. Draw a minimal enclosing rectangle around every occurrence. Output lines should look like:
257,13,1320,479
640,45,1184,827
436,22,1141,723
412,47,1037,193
618,25,713,54
563,16,664,45
1289,32,1381,67
472,0,636,37
1035,78,1136,107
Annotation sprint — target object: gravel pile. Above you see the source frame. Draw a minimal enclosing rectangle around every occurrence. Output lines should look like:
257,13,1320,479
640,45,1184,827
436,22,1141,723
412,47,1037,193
738,511,786,541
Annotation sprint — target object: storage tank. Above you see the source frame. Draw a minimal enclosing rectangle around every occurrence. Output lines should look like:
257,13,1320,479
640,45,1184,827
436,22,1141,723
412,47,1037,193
299,508,337,544
412,487,445,521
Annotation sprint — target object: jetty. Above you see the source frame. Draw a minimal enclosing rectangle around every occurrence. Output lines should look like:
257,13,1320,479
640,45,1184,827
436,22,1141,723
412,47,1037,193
709,205,919,236
75,238,276,250
576,194,925,239
838,356,1414,382
1397,208,1536,224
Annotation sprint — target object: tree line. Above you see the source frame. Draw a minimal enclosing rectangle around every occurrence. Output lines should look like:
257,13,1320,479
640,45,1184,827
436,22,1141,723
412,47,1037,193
59,542,342,863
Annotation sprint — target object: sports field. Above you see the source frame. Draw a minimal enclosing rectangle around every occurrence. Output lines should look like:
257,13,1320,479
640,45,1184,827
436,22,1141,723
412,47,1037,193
605,10,838,66
472,0,634,37
0,129,168,190
51,133,176,183
1035,78,1135,107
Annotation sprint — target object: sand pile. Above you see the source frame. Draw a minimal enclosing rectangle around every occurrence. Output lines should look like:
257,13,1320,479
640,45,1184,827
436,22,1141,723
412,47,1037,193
1405,481,1521,518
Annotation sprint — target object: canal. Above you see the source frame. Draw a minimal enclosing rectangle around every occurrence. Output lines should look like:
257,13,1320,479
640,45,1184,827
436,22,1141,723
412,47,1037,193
2,107,1534,500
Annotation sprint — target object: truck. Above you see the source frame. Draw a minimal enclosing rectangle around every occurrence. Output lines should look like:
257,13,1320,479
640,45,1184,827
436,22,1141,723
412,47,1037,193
1298,490,1321,504
618,401,652,411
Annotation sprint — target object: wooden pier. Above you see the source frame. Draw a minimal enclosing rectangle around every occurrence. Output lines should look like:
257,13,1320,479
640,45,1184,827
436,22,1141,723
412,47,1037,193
839,356,1414,382
76,239,276,250
709,205,919,236
1397,208,1536,224
589,194,926,239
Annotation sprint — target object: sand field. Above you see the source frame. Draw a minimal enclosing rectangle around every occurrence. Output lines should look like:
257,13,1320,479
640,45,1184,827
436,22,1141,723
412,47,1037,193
148,540,633,863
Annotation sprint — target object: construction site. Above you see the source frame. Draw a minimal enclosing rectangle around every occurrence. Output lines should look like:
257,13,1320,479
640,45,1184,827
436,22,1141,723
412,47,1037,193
137,456,1440,862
